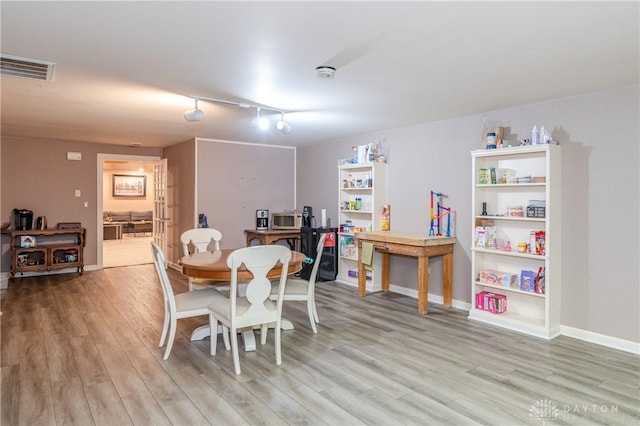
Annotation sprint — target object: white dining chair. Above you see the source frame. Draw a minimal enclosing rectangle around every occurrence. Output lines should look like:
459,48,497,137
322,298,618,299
270,233,326,334
208,244,292,375
151,242,228,360
180,228,224,291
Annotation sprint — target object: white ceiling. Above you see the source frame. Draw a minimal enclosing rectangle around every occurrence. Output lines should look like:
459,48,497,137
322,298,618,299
1,1,638,148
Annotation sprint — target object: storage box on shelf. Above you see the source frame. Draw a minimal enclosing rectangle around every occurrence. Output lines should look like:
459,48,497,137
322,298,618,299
7,227,86,278
469,144,560,339
337,162,386,290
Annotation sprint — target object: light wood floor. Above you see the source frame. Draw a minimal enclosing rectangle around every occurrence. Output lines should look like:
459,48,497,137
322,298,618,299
103,234,153,268
1,265,638,425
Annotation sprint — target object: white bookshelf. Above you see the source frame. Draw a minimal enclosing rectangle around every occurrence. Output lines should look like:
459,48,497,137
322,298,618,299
468,145,561,339
336,162,386,290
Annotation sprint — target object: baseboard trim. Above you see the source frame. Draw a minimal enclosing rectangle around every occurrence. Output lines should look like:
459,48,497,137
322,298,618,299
388,283,471,311
560,325,640,355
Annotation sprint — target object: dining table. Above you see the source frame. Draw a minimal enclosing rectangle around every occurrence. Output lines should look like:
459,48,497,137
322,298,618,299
180,248,306,351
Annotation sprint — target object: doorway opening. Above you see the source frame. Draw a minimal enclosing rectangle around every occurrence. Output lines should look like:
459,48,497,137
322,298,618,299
98,154,160,268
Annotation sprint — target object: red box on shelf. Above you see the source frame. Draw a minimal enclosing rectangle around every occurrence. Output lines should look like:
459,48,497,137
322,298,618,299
476,291,507,314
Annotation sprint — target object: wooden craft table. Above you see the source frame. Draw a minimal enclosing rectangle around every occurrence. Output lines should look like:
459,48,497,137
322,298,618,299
354,232,457,314
244,228,301,250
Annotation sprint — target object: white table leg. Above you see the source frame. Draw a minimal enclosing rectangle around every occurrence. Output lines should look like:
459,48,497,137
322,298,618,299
281,318,294,330
190,325,211,341
190,325,257,351
240,329,256,351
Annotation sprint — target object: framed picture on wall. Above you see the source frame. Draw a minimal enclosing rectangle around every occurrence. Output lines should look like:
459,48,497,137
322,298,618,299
112,174,146,197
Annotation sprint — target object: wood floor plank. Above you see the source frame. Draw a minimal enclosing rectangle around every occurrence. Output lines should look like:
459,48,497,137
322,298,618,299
19,330,56,425
124,344,189,406
319,384,407,425
242,376,325,425
69,335,111,387
277,383,366,425
121,390,172,426
95,342,148,398
1,265,638,425
84,380,133,426
51,377,95,425
169,366,249,425
1,364,20,426
397,389,482,425
0,323,21,367
200,369,290,425
160,398,210,426
44,331,79,383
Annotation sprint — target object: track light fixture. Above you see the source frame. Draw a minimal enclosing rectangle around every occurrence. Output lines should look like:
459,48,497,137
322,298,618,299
276,112,292,134
256,108,270,130
184,98,204,122
184,95,292,134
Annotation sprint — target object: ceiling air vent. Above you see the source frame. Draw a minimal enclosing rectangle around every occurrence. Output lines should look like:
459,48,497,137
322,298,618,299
0,54,56,81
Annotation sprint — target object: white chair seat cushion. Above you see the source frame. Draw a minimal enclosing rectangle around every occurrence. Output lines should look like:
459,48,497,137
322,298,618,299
271,278,309,299
208,297,277,329
175,288,228,317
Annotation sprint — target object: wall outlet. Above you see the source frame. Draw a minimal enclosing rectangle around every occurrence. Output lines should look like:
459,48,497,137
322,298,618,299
75,189,81,197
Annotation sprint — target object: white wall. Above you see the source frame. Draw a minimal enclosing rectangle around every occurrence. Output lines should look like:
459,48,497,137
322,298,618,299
196,139,296,249
297,85,639,346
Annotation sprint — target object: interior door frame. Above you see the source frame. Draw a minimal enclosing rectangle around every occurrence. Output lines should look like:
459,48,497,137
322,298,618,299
152,159,168,262
97,153,162,269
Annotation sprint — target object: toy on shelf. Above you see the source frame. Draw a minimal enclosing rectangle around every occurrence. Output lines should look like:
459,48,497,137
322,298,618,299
429,190,453,237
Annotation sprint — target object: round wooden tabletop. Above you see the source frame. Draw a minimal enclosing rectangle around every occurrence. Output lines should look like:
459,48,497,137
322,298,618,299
180,248,306,281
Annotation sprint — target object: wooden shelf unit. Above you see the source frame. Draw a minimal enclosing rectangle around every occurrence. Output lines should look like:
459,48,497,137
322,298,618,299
7,228,86,278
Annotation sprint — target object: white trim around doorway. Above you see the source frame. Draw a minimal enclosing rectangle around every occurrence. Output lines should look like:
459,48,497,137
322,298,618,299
97,153,161,269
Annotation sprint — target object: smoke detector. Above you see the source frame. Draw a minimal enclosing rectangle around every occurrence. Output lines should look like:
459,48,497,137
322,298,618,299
315,66,336,79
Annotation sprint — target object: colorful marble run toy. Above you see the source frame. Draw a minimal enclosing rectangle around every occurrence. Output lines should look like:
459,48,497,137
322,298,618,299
429,190,452,237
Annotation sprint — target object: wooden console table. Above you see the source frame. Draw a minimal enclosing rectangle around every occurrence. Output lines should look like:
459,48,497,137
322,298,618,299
4,228,86,278
244,229,301,250
354,231,456,314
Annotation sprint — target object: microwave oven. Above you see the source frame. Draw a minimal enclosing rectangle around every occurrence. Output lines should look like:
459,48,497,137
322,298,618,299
271,213,302,229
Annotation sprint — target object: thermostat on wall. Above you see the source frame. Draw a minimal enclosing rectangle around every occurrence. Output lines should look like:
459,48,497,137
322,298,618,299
66,151,82,161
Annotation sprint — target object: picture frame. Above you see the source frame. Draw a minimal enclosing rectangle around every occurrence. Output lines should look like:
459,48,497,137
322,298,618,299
112,174,146,197
20,236,36,248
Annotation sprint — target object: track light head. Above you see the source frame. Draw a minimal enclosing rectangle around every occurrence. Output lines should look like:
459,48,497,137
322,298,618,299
276,112,292,134
256,108,270,130
184,108,204,122
184,98,204,122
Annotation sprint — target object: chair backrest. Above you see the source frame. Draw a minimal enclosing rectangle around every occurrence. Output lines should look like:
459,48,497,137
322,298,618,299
307,233,328,288
180,228,223,256
151,242,176,316
227,245,292,327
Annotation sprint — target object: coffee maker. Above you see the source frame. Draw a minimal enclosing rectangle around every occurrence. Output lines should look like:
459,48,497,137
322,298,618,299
256,209,269,230
13,209,33,230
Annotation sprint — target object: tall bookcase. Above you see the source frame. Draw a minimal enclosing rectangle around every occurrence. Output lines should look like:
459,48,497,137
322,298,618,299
469,145,561,339
336,162,386,290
